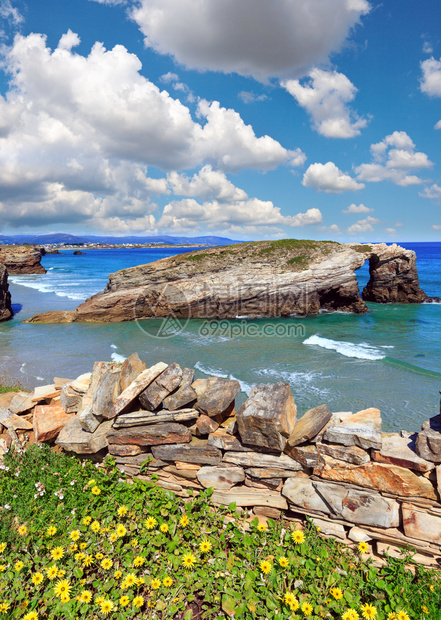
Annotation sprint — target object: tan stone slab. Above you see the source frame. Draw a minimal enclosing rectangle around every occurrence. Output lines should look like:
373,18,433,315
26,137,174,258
0,406,33,431
107,422,192,447
376,542,440,566
314,455,437,500
316,442,370,465
310,517,346,540
323,408,382,450
211,487,288,510
223,450,302,471
113,408,199,428
56,417,112,454
197,465,245,490
372,433,434,473
53,377,73,388
253,506,282,520
33,404,72,442
31,384,61,402
285,404,331,449
151,441,222,465
106,362,168,419
175,461,201,471
402,503,441,545
8,391,35,414
282,477,330,514
193,377,240,418
0,392,17,409
70,373,92,395
208,429,251,452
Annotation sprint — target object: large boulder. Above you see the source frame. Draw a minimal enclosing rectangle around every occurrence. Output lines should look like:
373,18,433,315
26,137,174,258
285,404,331,454
33,404,72,442
192,377,240,418
0,264,12,322
56,417,113,454
139,363,183,411
237,382,296,452
415,416,441,463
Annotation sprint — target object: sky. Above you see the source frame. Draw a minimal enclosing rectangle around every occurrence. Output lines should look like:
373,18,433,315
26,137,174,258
0,0,440,242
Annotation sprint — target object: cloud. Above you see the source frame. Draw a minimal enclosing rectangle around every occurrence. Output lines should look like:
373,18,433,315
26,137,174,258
157,198,322,234
432,224,441,230
342,203,373,214
420,57,441,97
420,184,441,201
347,216,380,234
355,131,432,186
238,91,268,104
435,120,441,130
282,69,368,138
130,0,370,81
302,162,364,193
0,32,308,232
159,72,194,102
0,0,23,25
318,223,341,234
422,40,433,55
385,228,396,234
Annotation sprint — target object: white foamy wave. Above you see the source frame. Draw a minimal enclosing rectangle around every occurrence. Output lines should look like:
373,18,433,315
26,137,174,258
111,344,118,349
256,367,330,398
303,334,385,360
20,362,26,374
423,300,441,304
195,362,228,378
9,276,87,301
194,362,251,395
111,352,127,363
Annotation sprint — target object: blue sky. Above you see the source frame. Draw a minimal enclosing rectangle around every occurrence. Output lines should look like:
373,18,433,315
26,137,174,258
0,0,440,241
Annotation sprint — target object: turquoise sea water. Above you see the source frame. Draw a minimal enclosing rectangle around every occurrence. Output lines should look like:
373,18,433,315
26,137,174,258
1,243,440,433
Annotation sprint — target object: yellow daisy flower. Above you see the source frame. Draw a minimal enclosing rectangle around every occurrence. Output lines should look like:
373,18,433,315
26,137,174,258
0,602,10,613
82,516,92,525
144,516,157,530
163,576,173,587
60,593,70,604
133,595,144,608
284,592,299,611
116,524,126,537
182,553,196,569
361,604,377,619
0,566,5,573
58,569,66,578
14,561,24,572
46,525,57,536
257,523,266,532
124,574,137,587
302,602,313,616
101,558,113,570
199,540,212,553
23,612,38,620
117,505,128,517
151,578,161,590
109,533,118,542
343,610,360,620
292,530,305,544
114,570,122,579
31,573,44,586
133,556,145,567
51,547,64,561
46,565,58,580
120,595,130,607
91,486,101,495
0,543,6,553
160,523,169,533
54,579,72,599
397,612,410,620
278,556,289,568
330,587,343,600
79,590,92,603
91,521,100,533
82,555,93,567
358,541,369,553
96,553,104,560
79,542,87,550
70,530,80,541
18,525,28,536
180,514,189,527
259,560,271,574
99,599,114,615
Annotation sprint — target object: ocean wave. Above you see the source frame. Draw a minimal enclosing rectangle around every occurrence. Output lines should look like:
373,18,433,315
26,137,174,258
256,367,330,398
9,276,87,301
303,334,385,360
195,361,251,395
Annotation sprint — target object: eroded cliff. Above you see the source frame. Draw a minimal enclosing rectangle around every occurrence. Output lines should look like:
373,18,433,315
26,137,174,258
0,246,46,274
0,264,12,322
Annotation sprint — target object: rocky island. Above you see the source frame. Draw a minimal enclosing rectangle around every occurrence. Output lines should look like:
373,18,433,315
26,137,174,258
0,245,46,274
0,264,12,321
26,240,428,324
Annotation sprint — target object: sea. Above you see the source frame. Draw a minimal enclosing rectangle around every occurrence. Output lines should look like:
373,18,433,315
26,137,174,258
1,242,440,434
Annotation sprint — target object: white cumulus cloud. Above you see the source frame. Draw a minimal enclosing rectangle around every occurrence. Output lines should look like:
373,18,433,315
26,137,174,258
420,57,441,97
302,162,364,193
347,216,379,234
282,68,367,138
420,184,441,201
355,131,432,186
0,32,305,232
130,0,370,81
342,203,373,214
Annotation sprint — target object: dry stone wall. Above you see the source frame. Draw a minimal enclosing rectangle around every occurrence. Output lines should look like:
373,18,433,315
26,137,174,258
1,353,441,569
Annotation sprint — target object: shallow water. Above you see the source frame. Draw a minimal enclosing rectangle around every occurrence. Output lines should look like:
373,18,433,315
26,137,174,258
1,244,441,433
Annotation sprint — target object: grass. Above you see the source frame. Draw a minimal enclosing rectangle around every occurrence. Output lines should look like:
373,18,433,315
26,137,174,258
0,444,439,619
0,375,24,394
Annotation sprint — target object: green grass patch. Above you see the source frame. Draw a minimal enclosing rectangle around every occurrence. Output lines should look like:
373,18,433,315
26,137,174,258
0,445,438,619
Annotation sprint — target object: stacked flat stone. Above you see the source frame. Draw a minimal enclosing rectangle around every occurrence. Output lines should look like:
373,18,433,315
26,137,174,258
2,352,441,569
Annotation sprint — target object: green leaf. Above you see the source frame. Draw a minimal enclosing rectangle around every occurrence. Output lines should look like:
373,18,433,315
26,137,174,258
228,502,237,511
222,595,237,617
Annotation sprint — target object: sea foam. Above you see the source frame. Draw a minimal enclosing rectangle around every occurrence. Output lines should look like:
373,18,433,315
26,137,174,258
303,334,386,360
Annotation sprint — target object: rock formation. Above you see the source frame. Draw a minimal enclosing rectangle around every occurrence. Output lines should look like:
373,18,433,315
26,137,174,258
2,352,441,567
0,245,46,274
362,243,427,303
26,240,428,324
0,264,12,322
